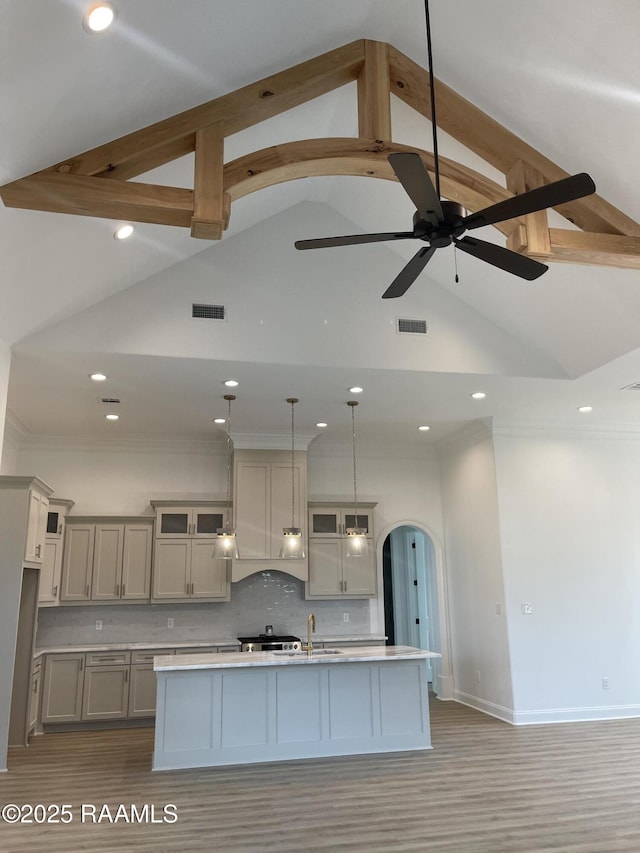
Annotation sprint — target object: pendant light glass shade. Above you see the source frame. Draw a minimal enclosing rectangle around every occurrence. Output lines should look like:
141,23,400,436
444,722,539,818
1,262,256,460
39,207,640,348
280,397,306,559
214,394,240,559
345,401,368,558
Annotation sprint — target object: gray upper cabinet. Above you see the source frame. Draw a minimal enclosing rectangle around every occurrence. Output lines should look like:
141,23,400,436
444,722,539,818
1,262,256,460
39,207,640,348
61,519,153,603
38,498,74,607
155,506,224,538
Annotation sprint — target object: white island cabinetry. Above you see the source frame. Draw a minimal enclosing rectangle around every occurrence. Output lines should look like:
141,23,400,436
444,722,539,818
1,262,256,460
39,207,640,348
153,646,438,771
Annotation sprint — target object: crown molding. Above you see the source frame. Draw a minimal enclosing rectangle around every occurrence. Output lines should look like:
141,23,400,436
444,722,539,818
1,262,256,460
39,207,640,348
308,440,437,461
14,434,228,455
492,419,640,441
231,433,317,451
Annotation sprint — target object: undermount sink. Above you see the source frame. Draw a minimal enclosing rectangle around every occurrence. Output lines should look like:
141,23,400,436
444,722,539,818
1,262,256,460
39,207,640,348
272,648,344,657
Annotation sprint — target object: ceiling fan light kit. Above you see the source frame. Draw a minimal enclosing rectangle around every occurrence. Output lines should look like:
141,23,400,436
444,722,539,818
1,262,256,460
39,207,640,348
294,1,596,298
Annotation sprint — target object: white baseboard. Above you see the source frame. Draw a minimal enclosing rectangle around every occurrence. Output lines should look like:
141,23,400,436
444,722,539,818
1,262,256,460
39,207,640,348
453,691,640,726
453,690,515,724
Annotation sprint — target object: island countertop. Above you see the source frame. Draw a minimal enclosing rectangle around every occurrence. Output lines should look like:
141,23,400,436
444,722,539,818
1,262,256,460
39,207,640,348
154,645,440,671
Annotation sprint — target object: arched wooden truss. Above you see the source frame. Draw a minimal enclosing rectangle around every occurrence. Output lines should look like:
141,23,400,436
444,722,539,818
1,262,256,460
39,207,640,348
3,39,640,268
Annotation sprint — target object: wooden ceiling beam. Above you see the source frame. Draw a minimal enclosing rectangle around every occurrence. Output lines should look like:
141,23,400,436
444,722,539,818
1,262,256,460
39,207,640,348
191,122,228,239
387,45,640,238
223,137,521,238
548,229,640,270
31,41,366,182
0,172,193,228
506,161,551,257
357,40,392,141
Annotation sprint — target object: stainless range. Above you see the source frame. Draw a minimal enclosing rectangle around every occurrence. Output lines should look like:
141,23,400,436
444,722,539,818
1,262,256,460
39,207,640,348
238,634,302,652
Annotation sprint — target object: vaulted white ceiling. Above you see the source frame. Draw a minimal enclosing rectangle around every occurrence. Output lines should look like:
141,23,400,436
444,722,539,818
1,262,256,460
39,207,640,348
3,0,640,448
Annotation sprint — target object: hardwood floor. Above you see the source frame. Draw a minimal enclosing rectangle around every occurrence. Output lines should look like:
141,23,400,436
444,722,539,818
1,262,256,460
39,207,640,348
3,697,640,852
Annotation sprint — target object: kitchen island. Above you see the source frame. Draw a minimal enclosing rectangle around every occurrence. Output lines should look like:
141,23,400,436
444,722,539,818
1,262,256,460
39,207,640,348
152,645,439,770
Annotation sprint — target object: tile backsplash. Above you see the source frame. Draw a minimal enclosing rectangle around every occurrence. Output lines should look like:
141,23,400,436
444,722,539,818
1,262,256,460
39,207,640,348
36,570,370,647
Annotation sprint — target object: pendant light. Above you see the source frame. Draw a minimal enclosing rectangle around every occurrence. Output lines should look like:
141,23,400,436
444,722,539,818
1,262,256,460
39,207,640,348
280,397,305,559
345,400,368,558
213,394,240,559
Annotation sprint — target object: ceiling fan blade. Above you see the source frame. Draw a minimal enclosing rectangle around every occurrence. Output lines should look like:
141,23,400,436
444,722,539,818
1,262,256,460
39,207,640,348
388,153,443,224
295,231,415,250
382,246,437,299
455,236,548,281
463,173,596,231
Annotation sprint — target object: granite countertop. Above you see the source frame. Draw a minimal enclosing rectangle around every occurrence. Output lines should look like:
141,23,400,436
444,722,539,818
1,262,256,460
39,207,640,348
34,635,387,658
34,639,240,657
155,645,440,671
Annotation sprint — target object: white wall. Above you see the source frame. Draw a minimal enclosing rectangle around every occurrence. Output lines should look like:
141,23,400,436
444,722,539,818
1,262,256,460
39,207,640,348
15,440,228,515
438,422,514,721
0,338,11,471
494,427,640,723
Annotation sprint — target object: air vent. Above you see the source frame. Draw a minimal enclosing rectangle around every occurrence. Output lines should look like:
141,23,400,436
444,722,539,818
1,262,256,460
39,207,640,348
397,317,428,335
101,398,120,404
192,303,225,320
621,383,640,391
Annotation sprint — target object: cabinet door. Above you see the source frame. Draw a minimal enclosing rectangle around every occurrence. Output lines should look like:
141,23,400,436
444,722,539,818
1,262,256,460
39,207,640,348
29,668,42,732
41,654,84,723
25,490,47,562
91,525,125,600
61,525,95,601
193,510,224,537
46,507,65,538
235,462,271,558
128,665,157,717
342,510,373,537
309,508,340,537
307,540,343,597
270,462,305,554
156,507,191,537
343,544,377,596
81,666,129,720
152,540,190,599
39,539,63,605
190,540,229,599
121,524,152,599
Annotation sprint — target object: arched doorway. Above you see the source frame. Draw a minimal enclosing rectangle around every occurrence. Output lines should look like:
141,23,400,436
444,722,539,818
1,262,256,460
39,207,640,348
383,525,442,694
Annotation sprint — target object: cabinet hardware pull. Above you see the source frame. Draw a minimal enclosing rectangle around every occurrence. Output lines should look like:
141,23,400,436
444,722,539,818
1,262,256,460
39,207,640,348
80,658,84,671
58,524,62,534
344,581,347,592
85,585,89,597
190,582,194,595
53,585,57,596
116,584,120,597
125,669,128,682
122,584,125,596
33,681,37,693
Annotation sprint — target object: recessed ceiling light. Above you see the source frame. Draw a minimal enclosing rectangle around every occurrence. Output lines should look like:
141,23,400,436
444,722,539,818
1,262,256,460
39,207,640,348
471,392,486,400
224,379,239,387
577,405,593,413
83,3,115,33
348,386,363,394
90,373,107,382
316,422,328,428
418,425,431,431
114,224,134,240
213,418,226,424
105,413,119,421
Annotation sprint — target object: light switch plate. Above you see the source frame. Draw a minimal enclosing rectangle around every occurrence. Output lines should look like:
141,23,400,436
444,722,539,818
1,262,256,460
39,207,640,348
521,602,533,615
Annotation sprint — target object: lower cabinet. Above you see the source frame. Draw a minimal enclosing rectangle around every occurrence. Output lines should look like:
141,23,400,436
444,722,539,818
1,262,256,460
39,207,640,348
29,659,43,732
40,646,234,726
41,654,84,723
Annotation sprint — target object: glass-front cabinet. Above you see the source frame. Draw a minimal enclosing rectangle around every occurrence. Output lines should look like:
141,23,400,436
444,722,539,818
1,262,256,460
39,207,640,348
155,506,224,538
308,506,373,538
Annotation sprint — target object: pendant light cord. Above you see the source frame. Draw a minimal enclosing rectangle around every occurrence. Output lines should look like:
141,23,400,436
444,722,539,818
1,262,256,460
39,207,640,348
350,403,359,522
224,394,235,528
424,0,441,200
287,398,299,529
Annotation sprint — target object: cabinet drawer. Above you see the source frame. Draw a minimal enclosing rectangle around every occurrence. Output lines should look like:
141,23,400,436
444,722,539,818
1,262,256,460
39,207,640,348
85,651,131,666
174,646,217,655
218,645,241,653
131,649,175,664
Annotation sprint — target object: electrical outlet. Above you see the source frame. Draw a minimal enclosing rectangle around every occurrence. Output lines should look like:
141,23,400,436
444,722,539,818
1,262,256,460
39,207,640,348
496,603,502,615
521,602,533,615
343,612,349,622
602,677,610,689
167,617,174,629
95,620,103,631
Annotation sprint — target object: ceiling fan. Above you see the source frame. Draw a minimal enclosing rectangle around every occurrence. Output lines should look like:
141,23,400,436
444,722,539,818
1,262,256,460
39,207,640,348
294,2,596,299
